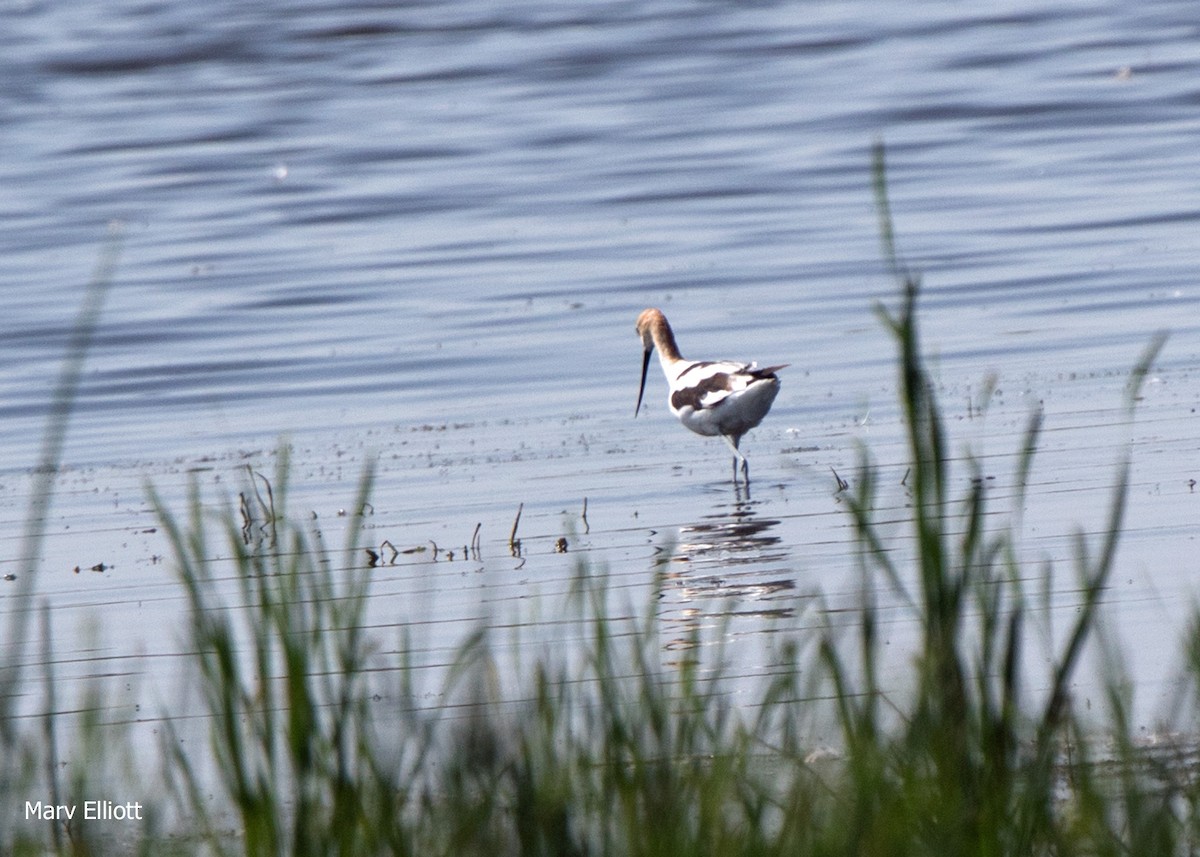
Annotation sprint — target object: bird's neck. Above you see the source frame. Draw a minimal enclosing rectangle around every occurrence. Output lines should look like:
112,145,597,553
651,323,684,364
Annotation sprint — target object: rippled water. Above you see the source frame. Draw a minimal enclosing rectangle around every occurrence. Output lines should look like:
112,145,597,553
2,0,1200,735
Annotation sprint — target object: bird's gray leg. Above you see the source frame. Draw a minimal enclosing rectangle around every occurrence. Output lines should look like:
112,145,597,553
721,434,747,486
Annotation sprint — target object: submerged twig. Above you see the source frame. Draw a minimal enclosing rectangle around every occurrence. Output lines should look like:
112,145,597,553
470,523,482,560
239,492,252,544
509,502,523,557
245,466,278,547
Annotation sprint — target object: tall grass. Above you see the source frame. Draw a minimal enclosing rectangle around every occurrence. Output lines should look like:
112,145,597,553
4,158,1194,855
816,142,1173,855
0,228,124,855
150,452,420,857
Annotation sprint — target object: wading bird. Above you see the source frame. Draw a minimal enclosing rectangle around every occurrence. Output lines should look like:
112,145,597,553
635,308,785,486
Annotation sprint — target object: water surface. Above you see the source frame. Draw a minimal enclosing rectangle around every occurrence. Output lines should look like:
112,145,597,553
2,0,1199,738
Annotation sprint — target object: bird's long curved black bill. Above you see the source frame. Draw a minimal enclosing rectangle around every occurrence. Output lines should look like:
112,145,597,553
635,348,652,417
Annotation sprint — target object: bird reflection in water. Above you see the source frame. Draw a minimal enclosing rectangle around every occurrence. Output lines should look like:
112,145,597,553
657,500,799,652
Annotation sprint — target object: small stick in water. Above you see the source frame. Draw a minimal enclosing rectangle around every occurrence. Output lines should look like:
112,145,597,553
509,503,523,557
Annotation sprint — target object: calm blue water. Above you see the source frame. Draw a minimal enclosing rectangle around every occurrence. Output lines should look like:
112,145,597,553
2,0,1199,737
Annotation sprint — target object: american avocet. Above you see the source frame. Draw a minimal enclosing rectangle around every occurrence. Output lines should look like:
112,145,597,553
635,308,786,485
